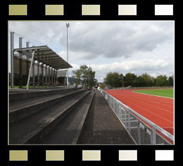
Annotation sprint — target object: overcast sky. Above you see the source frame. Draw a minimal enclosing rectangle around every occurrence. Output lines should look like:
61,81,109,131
9,21,174,82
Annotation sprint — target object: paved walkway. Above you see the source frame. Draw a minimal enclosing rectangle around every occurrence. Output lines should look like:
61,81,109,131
77,89,135,144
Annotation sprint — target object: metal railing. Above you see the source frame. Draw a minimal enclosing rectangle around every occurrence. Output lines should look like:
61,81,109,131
100,89,174,145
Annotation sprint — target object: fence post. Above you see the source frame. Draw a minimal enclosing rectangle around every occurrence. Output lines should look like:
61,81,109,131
113,98,115,110
115,100,117,113
111,97,113,108
138,121,141,144
119,106,122,121
128,110,131,133
117,102,120,115
124,108,127,127
151,126,156,144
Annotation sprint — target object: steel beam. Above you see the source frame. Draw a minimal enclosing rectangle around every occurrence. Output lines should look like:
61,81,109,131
19,37,23,87
10,32,14,88
37,61,39,88
41,63,44,87
32,61,35,88
26,51,35,89
45,65,47,87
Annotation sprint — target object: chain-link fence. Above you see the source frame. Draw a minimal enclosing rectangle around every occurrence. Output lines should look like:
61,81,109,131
101,89,174,145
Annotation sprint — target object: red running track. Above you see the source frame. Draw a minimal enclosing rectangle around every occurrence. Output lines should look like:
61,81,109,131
105,89,174,136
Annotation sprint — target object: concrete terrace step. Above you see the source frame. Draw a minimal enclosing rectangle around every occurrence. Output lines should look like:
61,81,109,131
9,87,80,102
9,88,84,110
40,92,95,144
9,89,86,123
9,90,91,144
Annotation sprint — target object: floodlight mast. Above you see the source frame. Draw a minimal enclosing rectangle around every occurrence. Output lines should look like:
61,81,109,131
66,23,70,87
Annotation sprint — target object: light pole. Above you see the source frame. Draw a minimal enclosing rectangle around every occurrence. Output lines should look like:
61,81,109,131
66,23,70,87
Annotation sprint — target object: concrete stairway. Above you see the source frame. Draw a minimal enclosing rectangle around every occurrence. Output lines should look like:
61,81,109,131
9,88,94,145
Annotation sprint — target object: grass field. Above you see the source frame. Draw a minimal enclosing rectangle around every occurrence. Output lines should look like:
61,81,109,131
134,88,173,98
9,86,30,88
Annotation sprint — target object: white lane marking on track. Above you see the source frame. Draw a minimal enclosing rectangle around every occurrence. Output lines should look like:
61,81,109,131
132,91,173,105
123,94,173,113
106,91,173,125
123,99,173,124
112,91,173,112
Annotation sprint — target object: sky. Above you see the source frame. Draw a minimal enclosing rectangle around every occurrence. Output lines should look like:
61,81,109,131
9,21,174,82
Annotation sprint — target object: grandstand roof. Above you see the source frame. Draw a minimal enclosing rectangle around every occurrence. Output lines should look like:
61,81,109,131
14,45,72,70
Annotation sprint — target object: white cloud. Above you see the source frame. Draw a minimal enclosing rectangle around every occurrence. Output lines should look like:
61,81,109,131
87,59,171,81
150,73,157,78
58,50,67,60
90,59,169,72
70,58,172,82
8,21,174,82
70,63,80,70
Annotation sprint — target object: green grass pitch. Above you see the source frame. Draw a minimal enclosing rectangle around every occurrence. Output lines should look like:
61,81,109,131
134,88,173,98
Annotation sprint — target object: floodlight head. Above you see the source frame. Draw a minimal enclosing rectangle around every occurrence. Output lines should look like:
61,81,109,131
66,23,70,28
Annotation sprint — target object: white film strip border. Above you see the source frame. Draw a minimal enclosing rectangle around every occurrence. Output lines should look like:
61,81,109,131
8,4,174,16
9,149,175,161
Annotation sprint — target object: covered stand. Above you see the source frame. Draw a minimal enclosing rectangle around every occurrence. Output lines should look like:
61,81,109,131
13,45,72,89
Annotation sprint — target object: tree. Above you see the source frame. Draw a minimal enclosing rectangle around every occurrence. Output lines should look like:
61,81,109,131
104,72,121,88
155,75,169,86
72,69,82,85
72,64,96,88
168,75,173,86
141,73,153,86
124,73,137,87
119,73,124,88
133,76,146,87
86,66,95,86
151,76,156,86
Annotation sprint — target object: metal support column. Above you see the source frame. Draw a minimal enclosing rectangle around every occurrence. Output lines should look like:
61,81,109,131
55,69,57,87
26,42,29,79
26,51,35,89
66,23,70,87
53,69,56,87
10,32,14,88
48,66,50,87
53,68,54,86
56,69,58,88
52,68,53,86
53,68,55,87
45,65,47,88
32,60,35,88
50,67,52,87
41,63,44,87
19,37,23,88
37,61,39,88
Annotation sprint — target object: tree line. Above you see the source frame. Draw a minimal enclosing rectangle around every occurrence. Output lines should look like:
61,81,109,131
104,72,173,88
